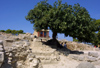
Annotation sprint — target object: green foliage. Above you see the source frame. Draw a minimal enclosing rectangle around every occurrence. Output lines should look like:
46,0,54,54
73,38,79,42
0,30,5,32
95,19,100,30
18,30,23,34
11,30,18,34
91,19,100,46
5,29,12,33
26,0,98,42
0,29,24,34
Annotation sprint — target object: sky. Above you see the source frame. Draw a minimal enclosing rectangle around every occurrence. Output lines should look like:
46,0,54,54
0,0,100,41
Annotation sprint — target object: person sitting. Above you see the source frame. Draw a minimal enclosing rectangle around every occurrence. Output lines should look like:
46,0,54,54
59,42,63,49
64,42,67,48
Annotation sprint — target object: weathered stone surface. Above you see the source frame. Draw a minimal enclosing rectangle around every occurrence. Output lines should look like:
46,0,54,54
5,39,13,42
0,45,3,48
0,52,4,63
97,56,100,60
0,48,3,52
88,52,99,58
91,60,100,65
27,53,35,58
30,58,39,68
77,56,85,61
86,56,97,62
76,62,96,68
9,53,13,57
16,61,24,68
70,55,78,60
0,40,3,45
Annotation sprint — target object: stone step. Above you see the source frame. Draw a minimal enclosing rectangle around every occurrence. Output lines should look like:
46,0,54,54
35,55,60,64
36,55,56,59
33,52,53,56
35,55,59,64
41,60,59,64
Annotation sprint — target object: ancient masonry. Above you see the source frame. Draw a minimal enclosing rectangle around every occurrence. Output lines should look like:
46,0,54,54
0,32,60,68
0,32,100,68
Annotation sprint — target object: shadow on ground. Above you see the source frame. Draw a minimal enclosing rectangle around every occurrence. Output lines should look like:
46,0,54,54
42,39,84,56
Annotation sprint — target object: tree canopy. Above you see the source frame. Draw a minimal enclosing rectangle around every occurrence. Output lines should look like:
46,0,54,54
26,0,98,42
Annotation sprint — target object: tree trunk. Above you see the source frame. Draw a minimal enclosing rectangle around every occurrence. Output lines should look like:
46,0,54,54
52,32,57,40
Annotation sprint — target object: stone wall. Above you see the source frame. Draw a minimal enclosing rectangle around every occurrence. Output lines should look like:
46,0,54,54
0,32,42,68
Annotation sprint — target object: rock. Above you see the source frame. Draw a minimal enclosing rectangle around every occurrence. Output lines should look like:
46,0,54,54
86,56,97,62
30,58,39,68
0,52,4,63
25,42,30,46
8,57,12,60
16,61,24,68
8,59,11,64
70,55,78,60
77,56,85,61
0,45,3,48
0,40,3,45
88,52,99,58
29,58,33,61
76,62,96,68
97,56,100,60
8,48,13,52
95,48,100,51
91,60,100,65
9,53,13,57
27,53,35,58
5,39,14,42
0,48,3,52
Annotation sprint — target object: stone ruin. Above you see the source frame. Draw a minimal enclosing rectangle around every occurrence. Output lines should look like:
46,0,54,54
0,32,42,68
0,32,100,68
0,32,61,68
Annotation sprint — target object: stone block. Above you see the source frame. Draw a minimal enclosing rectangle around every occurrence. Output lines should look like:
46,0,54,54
70,55,78,60
86,56,97,62
5,39,13,42
0,48,3,52
0,45,3,48
91,60,100,65
97,56,100,60
9,53,13,57
0,40,3,45
88,52,99,58
77,56,85,61
76,62,96,68
0,52,4,63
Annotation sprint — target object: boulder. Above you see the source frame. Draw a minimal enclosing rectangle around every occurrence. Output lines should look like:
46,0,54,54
88,52,99,58
76,62,96,68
